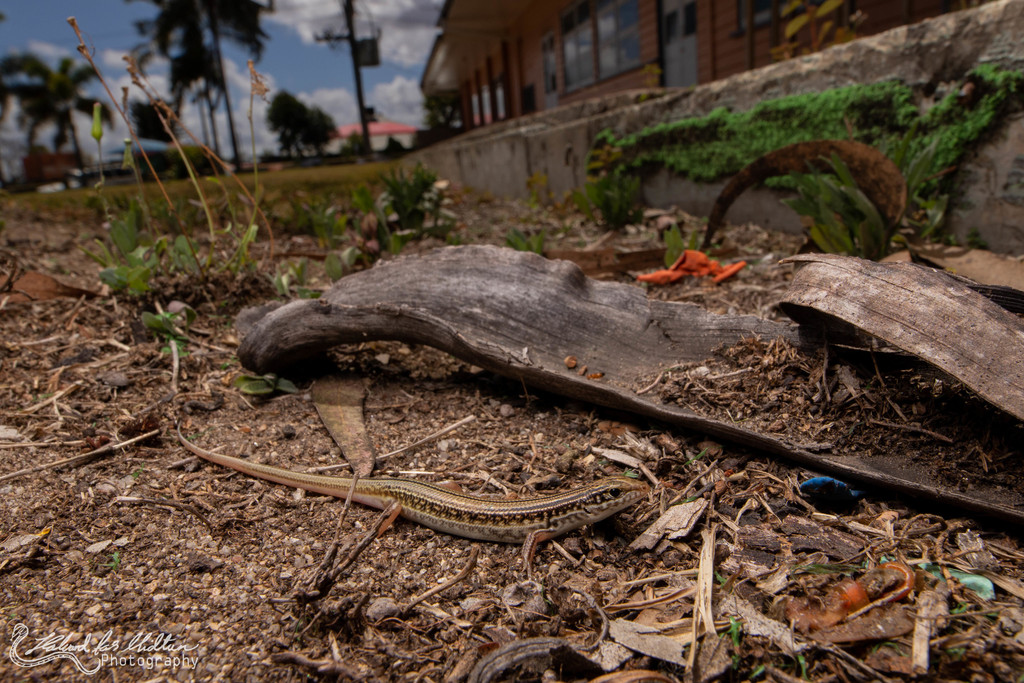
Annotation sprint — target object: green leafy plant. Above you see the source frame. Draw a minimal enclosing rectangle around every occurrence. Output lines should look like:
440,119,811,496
234,373,298,396
505,227,546,254
292,197,350,249
783,127,952,259
570,189,596,222
81,199,161,293
582,173,643,230
379,163,454,238
663,223,685,266
771,0,864,61
271,259,320,299
103,551,121,571
142,303,196,353
525,171,550,208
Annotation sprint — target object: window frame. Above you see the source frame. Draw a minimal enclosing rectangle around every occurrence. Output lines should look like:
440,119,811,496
736,0,773,32
560,0,595,93
542,32,558,94
596,0,641,79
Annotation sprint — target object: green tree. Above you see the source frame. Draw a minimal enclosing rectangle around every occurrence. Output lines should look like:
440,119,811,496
266,91,307,157
130,100,175,141
423,92,461,129
131,0,269,166
301,106,335,157
6,54,111,169
267,93,336,157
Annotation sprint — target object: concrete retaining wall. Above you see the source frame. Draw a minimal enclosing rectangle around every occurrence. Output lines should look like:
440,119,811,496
410,0,1024,253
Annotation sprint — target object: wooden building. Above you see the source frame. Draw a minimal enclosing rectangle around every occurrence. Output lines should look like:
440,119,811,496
421,0,953,130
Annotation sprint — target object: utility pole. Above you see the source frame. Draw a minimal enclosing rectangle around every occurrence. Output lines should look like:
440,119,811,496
316,0,372,156
206,0,243,169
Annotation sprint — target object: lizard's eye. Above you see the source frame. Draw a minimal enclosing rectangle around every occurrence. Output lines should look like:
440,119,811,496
608,487,622,498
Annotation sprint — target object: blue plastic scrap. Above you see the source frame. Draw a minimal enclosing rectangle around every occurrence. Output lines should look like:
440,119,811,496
799,476,867,503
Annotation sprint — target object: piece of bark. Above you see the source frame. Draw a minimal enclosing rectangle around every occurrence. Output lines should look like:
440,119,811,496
3,271,97,303
912,587,949,675
312,375,375,476
780,254,1024,421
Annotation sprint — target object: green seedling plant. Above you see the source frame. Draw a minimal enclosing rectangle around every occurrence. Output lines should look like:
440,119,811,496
272,259,320,299
578,146,643,230
505,227,546,254
526,171,551,208
379,163,454,238
82,198,159,293
103,551,121,572
142,303,196,354
663,223,685,266
234,373,298,396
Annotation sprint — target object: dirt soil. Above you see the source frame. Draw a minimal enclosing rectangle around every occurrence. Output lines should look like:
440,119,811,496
2,189,1024,682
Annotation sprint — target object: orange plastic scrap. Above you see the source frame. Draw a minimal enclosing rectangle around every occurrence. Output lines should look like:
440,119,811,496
636,268,687,285
638,249,747,285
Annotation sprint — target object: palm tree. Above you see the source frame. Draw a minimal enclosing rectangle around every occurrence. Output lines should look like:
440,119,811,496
131,0,270,167
6,54,111,170
0,56,17,186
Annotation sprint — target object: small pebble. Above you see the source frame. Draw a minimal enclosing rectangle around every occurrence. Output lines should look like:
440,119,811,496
366,597,402,621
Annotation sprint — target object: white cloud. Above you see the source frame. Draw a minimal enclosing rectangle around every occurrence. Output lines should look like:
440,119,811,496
266,0,442,67
25,40,71,61
100,48,129,70
299,87,359,128
369,75,423,127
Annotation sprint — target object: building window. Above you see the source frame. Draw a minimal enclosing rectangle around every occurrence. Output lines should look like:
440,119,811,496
737,0,772,31
481,84,491,123
597,0,640,78
684,1,697,36
494,76,506,120
561,0,594,92
542,32,557,94
522,84,537,114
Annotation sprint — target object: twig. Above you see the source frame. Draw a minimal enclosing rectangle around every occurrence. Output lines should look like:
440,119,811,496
605,585,696,613
403,546,479,613
20,383,82,415
813,642,899,683
270,651,359,678
0,440,87,449
324,502,398,586
868,419,953,444
169,339,181,396
0,429,161,483
636,372,664,395
113,496,215,534
302,474,362,605
689,523,718,668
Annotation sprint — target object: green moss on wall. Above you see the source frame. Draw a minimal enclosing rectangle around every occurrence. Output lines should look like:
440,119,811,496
596,65,1023,188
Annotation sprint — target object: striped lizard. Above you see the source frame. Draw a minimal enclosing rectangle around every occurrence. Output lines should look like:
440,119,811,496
176,425,649,576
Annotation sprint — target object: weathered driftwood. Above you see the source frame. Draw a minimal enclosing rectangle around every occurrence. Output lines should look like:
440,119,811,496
780,254,1024,422
237,246,1024,524
239,246,818,452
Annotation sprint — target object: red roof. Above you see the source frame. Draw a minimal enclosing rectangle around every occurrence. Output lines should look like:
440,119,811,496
334,120,418,138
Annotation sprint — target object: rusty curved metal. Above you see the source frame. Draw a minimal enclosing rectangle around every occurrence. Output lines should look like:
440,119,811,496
701,140,907,249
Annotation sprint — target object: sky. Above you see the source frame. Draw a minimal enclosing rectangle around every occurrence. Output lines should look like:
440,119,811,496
0,0,444,173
